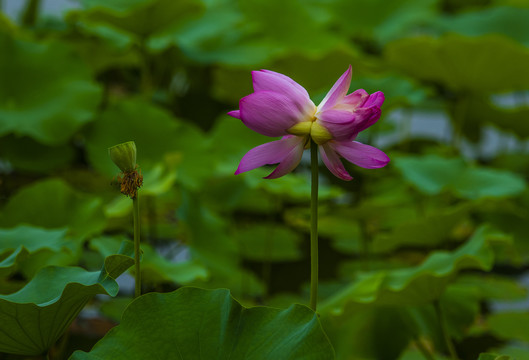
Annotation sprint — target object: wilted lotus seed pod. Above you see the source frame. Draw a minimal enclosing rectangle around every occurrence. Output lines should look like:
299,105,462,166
109,141,137,172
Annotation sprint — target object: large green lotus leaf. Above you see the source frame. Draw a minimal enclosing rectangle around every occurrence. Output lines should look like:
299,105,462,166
0,179,106,239
0,32,101,145
71,287,335,360
90,236,208,286
434,6,529,46
372,204,470,253
234,224,303,262
394,155,526,199
320,226,505,313
0,226,79,278
385,35,529,93
487,312,529,343
77,0,203,44
0,241,134,356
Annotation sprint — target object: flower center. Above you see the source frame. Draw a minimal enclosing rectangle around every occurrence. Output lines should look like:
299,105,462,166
286,115,332,145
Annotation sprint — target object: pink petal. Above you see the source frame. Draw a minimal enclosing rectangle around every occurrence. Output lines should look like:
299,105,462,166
319,143,352,181
363,91,385,108
252,70,314,114
227,110,241,119
318,65,352,112
317,107,379,141
239,91,305,137
344,107,380,135
264,138,305,179
316,109,356,141
235,136,305,176
331,141,390,169
343,89,369,108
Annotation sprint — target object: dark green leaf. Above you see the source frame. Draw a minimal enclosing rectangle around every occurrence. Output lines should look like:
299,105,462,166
72,287,335,359
0,241,134,355
386,35,529,93
234,224,303,261
0,32,101,145
321,226,506,312
0,179,106,239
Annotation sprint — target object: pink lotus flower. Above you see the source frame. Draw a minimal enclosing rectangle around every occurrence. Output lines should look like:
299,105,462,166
228,66,390,181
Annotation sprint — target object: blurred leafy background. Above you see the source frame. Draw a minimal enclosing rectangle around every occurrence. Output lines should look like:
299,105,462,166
1,0,529,359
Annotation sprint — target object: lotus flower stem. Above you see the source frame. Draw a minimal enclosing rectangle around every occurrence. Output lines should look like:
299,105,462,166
309,140,319,311
133,196,141,298
434,300,458,360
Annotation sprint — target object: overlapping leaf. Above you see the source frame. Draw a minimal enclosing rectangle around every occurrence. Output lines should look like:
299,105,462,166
0,241,134,356
90,236,208,286
386,35,529,93
0,179,106,239
394,155,526,199
321,226,507,313
71,287,335,359
0,226,77,279
0,31,101,145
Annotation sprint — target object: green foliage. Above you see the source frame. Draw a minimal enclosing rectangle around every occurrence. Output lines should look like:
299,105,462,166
90,235,209,285
0,241,134,355
0,31,101,145
0,179,106,239
71,287,335,359
1,0,529,358
477,354,513,360
0,226,77,278
394,154,526,199
321,226,506,312
386,35,529,93
487,312,529,343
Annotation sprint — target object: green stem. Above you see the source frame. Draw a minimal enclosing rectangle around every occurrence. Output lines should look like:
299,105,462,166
133,195,141,298
309,140,319,311
434,300,458,360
